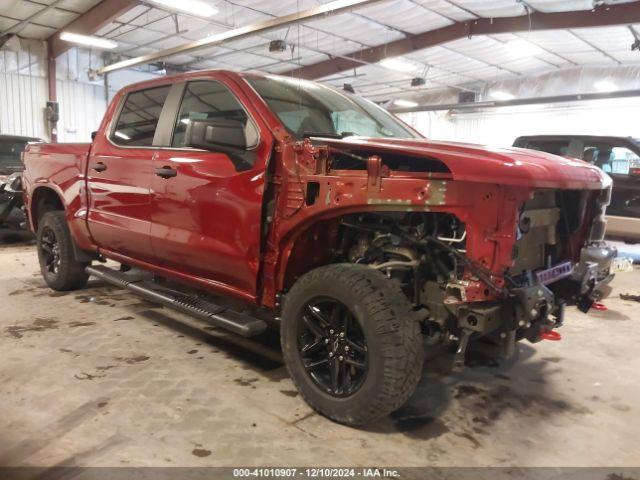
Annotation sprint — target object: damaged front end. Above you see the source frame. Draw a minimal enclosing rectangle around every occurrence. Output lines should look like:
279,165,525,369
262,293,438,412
464,185,618,364
265,136,616,371
333,185,616,371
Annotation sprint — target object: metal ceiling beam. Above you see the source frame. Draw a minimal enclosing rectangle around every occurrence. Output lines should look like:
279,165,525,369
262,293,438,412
388,89,640,113
182,0,480,95
47,0,141,59
93,0,386,75
284,1,640,80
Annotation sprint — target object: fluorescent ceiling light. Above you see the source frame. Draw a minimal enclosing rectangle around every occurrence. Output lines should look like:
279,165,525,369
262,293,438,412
394,99,418,108
595,80,617,92
379,57,419,73
491,91,515,101
504,39,543,57
148,0,219,17
59,31,117,50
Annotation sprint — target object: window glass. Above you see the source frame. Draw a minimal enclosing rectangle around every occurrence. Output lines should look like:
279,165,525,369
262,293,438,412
111,86,171,146
172,80,258,148
610,147,640,175
580,144,639,176
523,140,570,156
246,76,418,140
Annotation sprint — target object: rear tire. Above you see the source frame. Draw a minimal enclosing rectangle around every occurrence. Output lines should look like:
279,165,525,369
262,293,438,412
37,211,89,291
281,264,424,426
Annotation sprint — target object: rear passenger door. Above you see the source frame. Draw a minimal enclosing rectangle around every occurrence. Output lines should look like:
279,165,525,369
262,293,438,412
87,85,171,262
150,78,271,298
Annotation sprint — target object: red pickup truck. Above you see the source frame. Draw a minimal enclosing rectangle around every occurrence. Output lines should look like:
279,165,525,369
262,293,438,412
23,70,615,425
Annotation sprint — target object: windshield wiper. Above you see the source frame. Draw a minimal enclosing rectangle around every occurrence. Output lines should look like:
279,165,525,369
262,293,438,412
303,131,356,139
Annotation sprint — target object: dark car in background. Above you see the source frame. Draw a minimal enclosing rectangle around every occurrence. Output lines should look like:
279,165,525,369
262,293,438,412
514,135,640,242
0,134,41,230
0,134,41,176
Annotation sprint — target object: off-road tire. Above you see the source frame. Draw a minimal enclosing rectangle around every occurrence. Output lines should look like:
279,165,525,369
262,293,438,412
281,263,424,426
37,211,89,291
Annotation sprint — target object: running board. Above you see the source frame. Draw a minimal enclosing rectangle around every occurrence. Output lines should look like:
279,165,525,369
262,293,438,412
85,265,267,337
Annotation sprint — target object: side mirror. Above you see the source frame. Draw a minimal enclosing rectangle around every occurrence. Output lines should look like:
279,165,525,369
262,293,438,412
185,119,247,151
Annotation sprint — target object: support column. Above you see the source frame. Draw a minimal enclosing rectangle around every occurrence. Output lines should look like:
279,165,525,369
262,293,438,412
47,56,58,143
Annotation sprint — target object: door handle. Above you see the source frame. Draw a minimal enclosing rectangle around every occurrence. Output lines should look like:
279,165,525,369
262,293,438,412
91,162,107,172
155,166,177,179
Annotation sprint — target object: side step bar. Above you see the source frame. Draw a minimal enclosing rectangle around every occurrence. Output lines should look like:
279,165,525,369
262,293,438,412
85,265,267,337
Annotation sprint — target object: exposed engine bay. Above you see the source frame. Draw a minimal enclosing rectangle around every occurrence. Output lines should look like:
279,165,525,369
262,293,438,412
326,186,615,369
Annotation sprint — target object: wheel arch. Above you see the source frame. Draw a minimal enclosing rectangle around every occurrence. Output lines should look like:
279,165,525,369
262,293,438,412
275,206,394,294
30,185,65,231
30,185,96,263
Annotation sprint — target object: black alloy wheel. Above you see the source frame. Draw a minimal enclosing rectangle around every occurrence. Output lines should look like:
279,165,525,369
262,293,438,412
281,264,424,425
298,297,368,397
36,211,89,291
39,226,61,274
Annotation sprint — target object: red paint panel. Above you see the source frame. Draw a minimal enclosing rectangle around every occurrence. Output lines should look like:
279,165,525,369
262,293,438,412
22,142,95,252
150,149,268,296
317,137,609,190
86,135,155,263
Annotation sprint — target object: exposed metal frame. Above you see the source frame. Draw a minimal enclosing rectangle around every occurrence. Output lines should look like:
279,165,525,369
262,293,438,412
93,0,387,76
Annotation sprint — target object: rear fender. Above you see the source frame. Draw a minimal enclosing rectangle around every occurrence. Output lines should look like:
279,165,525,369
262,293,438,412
29,184,96,255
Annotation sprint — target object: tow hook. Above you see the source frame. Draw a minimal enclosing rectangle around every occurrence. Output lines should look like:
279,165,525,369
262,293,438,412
591,302,608,311
452,328,473,372
540,330,562,341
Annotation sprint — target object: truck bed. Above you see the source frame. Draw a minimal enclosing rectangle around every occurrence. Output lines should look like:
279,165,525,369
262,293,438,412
22,142,92,243
23,143,91,185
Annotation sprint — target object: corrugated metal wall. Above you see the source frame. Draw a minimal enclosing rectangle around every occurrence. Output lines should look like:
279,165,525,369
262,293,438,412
0,40,107,142
0,40,48,139
56,79,107,143
0,72,48,139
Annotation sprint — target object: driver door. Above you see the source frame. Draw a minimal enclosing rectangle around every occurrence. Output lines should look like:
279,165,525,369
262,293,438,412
150,78,271,298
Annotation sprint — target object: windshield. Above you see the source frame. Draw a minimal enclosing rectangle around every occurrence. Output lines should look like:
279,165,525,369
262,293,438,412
246,76,419,140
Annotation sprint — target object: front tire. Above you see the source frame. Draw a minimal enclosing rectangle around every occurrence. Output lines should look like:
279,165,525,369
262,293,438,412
281,264,424,426
37,211,89,291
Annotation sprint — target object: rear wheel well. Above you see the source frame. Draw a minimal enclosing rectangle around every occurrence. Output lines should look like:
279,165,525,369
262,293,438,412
31,188,65,231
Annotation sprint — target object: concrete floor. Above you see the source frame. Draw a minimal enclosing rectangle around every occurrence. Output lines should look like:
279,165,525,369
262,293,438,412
0,238,639,468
